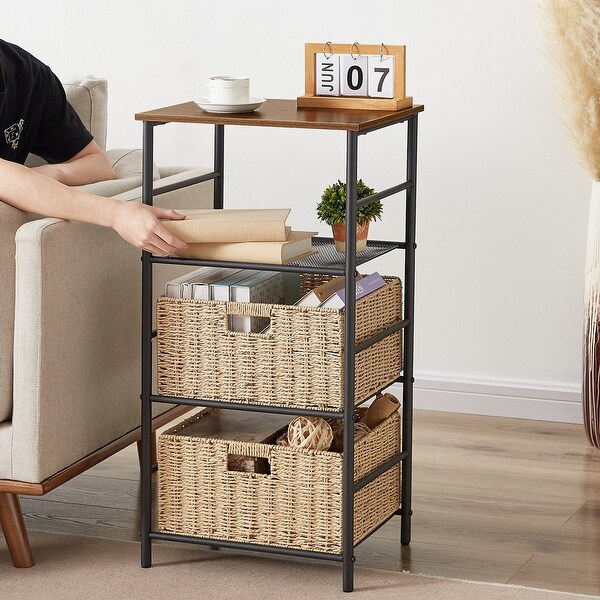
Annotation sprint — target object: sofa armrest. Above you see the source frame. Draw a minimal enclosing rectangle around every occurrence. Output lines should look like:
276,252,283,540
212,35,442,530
111,166,215,208
73,175,143,197
73,157,208,201
157,165,193,179
10,218,141,482
9,168,215,482
0,203,36,424
71,148,159,197
104,148,160,181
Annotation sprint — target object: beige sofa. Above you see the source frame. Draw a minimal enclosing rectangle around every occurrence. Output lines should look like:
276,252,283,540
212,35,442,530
0,77,211,567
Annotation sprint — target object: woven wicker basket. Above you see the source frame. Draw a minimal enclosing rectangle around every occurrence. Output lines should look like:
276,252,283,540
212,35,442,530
156,276,403,411
158,409,401,553
299,272,335,295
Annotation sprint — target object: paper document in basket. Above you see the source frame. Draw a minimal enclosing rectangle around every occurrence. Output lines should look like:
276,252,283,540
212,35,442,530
320,272,387,309
160,208,291,243
295,274,364,308
174,230,318,265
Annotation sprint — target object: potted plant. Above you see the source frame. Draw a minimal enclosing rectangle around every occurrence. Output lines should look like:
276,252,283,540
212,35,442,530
316,179,382,252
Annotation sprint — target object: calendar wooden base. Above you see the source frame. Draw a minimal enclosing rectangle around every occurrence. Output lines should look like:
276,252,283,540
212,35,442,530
301,42,410,112
297,94,413,112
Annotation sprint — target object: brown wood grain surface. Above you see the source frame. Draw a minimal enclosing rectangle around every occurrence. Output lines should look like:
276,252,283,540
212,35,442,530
135,99,424,132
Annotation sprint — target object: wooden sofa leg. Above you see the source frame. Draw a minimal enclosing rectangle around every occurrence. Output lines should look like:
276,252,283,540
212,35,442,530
136,432,157,468
0,492,34,568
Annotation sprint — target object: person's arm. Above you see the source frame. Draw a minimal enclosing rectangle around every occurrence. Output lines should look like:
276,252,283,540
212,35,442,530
32,140,117,185
0,158,187,255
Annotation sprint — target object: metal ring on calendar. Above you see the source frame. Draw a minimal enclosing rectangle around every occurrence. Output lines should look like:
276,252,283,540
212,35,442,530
350,42,360,60
380,43,387,62
323,41,333,59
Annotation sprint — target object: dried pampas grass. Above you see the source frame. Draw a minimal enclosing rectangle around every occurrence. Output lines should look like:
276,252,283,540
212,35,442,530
543,1,600,447
541,0,600,180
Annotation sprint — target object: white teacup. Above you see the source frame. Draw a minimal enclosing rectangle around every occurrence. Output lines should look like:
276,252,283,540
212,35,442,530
197,75,249,105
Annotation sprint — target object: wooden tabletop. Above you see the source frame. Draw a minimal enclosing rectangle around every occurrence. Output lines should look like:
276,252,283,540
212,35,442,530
135,99,424,132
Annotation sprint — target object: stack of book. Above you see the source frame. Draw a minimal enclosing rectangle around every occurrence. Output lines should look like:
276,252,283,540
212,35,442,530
165,266,284,333
161,208,317,265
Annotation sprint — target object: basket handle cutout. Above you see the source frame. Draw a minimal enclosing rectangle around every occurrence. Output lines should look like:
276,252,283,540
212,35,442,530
226,442,273,475
223,302,274,337
227,453,271,475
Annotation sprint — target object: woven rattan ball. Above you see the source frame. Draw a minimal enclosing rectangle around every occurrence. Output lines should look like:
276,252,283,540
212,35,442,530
287,416,333,451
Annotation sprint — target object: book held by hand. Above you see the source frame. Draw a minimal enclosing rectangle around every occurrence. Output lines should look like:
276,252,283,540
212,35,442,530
160,208,291,243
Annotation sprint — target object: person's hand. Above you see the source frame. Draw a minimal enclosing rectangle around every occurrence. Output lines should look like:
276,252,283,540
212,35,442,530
110,202,188,255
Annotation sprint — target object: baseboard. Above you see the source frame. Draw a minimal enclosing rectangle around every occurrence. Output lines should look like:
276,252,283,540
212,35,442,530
387,374,583,424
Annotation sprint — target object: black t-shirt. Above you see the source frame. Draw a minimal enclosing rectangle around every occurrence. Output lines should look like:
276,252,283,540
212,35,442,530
0,40,93,165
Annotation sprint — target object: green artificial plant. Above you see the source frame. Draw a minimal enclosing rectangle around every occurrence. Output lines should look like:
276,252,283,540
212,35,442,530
316,179,382,226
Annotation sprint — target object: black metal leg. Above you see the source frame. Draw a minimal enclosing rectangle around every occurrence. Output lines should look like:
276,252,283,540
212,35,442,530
401,115,418,546
141,121,155,568
214,124,224,209
343,131,359,593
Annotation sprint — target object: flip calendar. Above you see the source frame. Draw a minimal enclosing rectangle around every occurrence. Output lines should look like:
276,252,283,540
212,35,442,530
298,42,413,111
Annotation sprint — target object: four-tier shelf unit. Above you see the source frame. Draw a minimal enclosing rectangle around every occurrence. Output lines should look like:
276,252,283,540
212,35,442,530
136,99,423,593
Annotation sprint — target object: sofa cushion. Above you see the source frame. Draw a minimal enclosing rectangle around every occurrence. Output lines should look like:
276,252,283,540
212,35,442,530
25,77,108,168
63,77,108,151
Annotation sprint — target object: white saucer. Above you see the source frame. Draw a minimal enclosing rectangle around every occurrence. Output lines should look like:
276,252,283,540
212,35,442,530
194,97,266,114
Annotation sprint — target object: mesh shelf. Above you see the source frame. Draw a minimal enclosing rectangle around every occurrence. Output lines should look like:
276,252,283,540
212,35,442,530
291,237,403,272
151,237,403,274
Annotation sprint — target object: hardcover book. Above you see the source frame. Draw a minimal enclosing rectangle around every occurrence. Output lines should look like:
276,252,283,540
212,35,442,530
229,271,284,332
211,270,262,302
188,268,243,300
164,267,212,298
173,230,318,265
165,267,242,299
160,208,291,243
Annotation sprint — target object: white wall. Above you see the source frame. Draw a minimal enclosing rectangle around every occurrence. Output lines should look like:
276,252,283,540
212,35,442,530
4,0,591,422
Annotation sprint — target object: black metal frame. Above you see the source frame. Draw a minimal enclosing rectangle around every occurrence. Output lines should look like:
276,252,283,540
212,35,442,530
140,113,418,593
